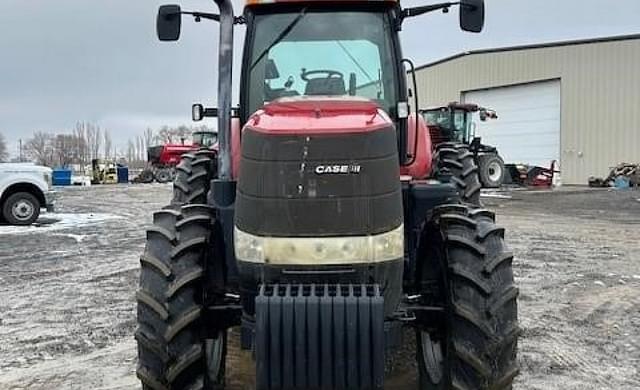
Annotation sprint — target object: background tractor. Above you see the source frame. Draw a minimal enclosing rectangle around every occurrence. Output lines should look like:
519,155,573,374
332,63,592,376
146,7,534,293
422,102,505,188
136,1,518,389
136,130,218,183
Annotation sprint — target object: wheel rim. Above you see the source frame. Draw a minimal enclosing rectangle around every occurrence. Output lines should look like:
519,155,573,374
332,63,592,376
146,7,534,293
420,331,444,385
12,199,35,221
487,161,503,182
157,171,170,181
205,331,225,384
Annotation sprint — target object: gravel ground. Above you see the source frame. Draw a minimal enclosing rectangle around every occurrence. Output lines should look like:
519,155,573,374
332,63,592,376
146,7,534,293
0,184,638,389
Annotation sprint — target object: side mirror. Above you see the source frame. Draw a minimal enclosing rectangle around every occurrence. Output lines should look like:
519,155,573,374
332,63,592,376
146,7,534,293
460,0,484,33
157,5,182,41
192,104,204,121
193,104,219,121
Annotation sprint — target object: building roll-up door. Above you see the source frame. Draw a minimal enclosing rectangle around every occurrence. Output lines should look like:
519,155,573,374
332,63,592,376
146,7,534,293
463,79,561,169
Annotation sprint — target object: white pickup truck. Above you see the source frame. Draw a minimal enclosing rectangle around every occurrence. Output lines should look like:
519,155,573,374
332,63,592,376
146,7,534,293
0,163,56,225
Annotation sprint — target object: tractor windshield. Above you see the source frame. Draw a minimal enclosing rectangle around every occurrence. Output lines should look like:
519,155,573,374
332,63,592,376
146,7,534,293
245,8,398,117
192,131,218,147
424,108,469,143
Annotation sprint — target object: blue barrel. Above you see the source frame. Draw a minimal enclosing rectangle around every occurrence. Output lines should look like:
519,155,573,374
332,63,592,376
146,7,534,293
52,168,72,186
614,176,630,189
117,166,129,183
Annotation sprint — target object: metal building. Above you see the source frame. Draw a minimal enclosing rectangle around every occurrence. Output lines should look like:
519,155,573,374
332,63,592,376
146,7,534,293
414,34,640,185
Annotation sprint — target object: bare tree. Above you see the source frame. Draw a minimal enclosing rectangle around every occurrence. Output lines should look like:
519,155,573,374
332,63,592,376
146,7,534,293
86,123,102,160
144,128,155,148
86,123,95,160
53,134,78,167
127,139,135,166
104,129,112,159
156,125,192,144
0,132,8,162
138,135,145,161
25,131,56,166
73,122,88,166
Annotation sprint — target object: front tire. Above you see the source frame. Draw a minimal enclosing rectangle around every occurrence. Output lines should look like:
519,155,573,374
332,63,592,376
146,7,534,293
137,148,228,389
415,204,519,389
172,150,217,205
2,192,40,225
137,169,155,184
136,204,227,389
155,168,173,184
433,143,482,206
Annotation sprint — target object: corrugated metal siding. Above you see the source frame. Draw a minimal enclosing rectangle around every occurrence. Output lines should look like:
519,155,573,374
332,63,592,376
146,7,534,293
415,38,640,184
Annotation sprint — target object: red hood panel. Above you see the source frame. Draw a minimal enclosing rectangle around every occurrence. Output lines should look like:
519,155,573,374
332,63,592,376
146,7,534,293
247,97,393,135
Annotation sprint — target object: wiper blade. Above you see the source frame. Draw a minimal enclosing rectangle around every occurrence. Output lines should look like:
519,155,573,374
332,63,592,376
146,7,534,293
250,8,307,71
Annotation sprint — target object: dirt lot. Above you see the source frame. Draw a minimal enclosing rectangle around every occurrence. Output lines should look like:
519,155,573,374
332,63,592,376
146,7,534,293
0,184,639,389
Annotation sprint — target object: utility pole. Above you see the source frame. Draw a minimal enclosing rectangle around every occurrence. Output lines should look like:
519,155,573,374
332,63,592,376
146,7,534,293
19,139,23,162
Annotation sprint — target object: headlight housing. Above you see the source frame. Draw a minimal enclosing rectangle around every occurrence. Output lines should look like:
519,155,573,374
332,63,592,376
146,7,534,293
234,224,403,265
43,172,52,189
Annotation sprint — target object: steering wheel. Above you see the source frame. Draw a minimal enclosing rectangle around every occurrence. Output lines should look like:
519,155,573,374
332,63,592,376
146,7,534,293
300,69,344,82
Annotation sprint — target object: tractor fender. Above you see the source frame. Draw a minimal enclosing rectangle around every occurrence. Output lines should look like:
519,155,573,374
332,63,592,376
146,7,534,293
400,113,432,179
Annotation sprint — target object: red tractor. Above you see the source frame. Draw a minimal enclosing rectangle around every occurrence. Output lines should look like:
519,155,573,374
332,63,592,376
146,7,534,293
422,102,505,188
136,1,518,389
137,130,218,183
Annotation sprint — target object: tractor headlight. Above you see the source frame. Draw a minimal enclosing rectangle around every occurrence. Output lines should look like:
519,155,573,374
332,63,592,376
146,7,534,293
371,224,404,262
234,225,403,265
234,228,265,263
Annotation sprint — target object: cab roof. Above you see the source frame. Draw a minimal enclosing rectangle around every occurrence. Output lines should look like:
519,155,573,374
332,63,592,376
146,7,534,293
246,0,397,7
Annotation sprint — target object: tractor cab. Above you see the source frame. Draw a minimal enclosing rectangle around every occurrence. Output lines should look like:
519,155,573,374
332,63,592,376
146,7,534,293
192,130,218,147
240,3,402,126
421,102,497,145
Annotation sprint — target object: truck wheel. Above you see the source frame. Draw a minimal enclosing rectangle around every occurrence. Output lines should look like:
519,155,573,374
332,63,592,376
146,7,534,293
478,154,505,188
155,168,173,184
173,150,217,205
415,204,519,389
2,192,41,225
433,143,482,206
136,204,227,389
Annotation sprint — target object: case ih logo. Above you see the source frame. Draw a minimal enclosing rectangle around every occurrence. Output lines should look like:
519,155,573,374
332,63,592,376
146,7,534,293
314,164,361,174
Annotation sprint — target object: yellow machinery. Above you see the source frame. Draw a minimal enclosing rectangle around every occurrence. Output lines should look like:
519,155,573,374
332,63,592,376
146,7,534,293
91,159,118,184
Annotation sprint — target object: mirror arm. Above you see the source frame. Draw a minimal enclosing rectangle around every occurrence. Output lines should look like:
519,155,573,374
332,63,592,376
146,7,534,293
182,11,220,22
180,11,245,24
400,2,459,23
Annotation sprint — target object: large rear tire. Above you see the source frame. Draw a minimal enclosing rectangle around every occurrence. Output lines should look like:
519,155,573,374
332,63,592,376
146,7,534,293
433,143,482,206
415,204,519,389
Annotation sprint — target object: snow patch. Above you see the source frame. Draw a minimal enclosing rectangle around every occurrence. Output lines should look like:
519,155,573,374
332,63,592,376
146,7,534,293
481,192,513,199
0,213,123,236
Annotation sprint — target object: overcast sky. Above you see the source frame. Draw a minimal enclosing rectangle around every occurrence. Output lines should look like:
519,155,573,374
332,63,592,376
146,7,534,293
1,0,639,156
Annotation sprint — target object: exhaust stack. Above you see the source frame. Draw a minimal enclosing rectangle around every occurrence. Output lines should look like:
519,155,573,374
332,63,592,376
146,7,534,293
213,0,234,180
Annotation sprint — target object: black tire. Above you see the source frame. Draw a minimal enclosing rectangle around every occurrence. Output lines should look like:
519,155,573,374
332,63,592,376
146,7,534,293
415,204,519,389
2,192,41,225
172,150,217,206
138,169,155,184
136,204,227,390
478,154,505,189
155,168,173,184
433,143,482,206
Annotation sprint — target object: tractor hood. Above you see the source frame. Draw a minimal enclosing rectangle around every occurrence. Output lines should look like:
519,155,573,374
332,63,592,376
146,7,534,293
246,96,393,135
